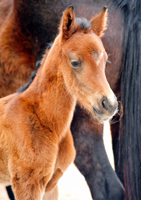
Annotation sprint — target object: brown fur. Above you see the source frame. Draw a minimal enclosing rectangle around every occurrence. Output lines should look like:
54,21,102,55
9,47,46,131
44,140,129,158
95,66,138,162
0,7,117,200
90,7,108,37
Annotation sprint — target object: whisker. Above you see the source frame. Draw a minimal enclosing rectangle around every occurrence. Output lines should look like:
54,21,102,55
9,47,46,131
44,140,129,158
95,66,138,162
105,60,112,74
106,60,111,64
109,115,119,125
109,101,123,125
109,119,120,125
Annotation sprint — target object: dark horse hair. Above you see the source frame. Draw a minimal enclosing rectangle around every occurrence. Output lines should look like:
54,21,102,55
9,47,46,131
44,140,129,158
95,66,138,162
112,0,141,199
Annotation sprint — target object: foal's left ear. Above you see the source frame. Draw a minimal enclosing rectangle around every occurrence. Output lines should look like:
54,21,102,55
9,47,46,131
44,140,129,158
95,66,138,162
60,6,76,39
90,7,108,37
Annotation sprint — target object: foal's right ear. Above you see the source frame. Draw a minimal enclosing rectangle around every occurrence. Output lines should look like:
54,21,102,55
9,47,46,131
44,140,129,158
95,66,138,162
60,6,76,39
90,7,108,37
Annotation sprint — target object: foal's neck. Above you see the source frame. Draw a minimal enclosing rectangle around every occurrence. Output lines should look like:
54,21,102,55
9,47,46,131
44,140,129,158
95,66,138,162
21,37,76,140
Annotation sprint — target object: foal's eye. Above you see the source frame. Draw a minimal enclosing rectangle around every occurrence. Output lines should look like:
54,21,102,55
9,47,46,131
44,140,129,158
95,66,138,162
71,60,81,68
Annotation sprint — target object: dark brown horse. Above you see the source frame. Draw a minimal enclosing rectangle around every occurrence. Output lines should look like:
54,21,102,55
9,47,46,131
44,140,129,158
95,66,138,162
0,0,141,200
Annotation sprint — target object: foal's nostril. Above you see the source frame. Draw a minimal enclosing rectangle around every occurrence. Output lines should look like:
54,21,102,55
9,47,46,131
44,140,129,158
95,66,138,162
100,96,117,113
101,99,108,110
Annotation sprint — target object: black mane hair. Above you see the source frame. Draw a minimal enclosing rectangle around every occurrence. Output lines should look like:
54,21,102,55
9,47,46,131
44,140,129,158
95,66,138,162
17,60,41,93
17,42,53,93
111,0,141,199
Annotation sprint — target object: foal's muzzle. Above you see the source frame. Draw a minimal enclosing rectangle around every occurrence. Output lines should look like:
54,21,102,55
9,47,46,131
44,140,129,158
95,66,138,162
100,96,118,114
94,96,118,121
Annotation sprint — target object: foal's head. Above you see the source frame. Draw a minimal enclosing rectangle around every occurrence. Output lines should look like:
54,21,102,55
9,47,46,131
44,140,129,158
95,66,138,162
51,6,118,122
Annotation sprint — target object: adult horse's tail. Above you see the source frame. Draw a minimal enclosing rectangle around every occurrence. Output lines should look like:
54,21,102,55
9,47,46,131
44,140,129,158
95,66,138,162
112,0,141,199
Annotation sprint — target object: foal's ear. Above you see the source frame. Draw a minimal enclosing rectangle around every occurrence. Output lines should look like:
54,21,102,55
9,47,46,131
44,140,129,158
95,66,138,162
60,6,76,39
90,7,108,37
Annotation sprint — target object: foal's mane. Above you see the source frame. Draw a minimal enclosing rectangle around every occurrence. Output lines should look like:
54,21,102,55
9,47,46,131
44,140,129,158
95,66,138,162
17,17,91,93
17,59,41,93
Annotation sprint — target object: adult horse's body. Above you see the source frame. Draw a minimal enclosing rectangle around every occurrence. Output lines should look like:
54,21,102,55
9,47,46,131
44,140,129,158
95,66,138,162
0,0,140,200
0,6,119,200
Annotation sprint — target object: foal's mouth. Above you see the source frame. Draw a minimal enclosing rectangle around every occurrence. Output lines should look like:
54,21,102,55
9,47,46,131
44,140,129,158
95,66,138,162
93,106,118,122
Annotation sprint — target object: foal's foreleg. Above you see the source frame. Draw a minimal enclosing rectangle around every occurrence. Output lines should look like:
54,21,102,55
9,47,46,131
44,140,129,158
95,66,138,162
9,152,57,200
11,171,52,200
44,130,75,200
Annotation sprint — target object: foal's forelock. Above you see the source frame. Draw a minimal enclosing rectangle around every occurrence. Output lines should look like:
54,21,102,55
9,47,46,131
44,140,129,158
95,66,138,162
75,18,92,31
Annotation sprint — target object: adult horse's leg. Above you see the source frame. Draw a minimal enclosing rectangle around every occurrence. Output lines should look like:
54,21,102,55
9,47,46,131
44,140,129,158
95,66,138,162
71,105,124,200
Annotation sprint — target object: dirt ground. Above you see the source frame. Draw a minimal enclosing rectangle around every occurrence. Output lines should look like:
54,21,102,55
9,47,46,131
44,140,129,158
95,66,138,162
0,122,113,200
